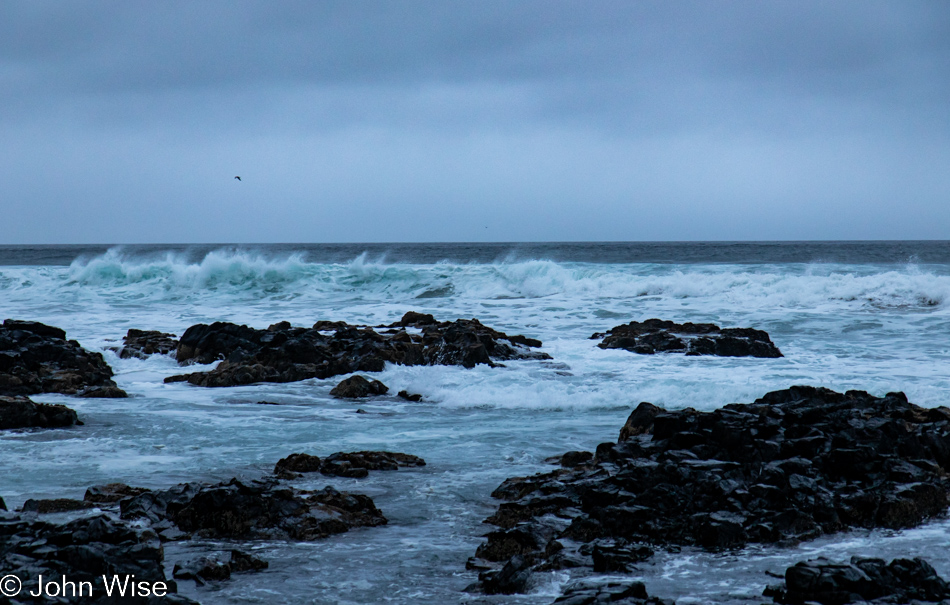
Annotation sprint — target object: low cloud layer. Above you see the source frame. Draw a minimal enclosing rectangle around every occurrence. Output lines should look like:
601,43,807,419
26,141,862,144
2,1,949,243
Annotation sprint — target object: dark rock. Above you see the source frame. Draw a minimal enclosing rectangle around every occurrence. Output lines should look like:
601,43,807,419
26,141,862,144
164,313,550,387
479,554,533,594
397,311,437,326
274,452,323,474
560,451,593,467
397,390,423,402
172,548,267,585
594,318,782,358
84,483,150,504
120,477,387,540
275,451,426,479
229,549,268,573
767,556,950,604
553,580,674,605
108,329,179,359
471,386,950,594
78,385,129,398
173,555,231,585
0,319,127,397
0,497,5,510
0,395,81,430
0,511,196,604
330,375,389,398
21,498,96,513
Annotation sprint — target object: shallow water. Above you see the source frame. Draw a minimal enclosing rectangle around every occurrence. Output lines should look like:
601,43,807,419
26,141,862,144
2,242,950,603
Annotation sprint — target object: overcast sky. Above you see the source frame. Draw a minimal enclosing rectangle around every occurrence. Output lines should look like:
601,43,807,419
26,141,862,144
2,1,949,243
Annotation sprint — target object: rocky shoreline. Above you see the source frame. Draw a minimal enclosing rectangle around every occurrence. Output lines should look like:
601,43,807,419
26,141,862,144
4,315,950,603
470,386,950,597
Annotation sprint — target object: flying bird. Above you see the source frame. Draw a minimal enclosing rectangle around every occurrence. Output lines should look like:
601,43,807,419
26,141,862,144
234,176,241,181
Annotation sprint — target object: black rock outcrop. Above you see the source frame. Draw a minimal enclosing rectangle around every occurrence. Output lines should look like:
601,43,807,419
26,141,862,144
0,395,81,430
164,312,549,387
592,318,782,358
109,329,179,359
120,477,387,541
0,319,127,397
471,386,950,594
329,375,389,398
0,511,196,603
274,451,426,479
553,581,674,605
765,556,950,604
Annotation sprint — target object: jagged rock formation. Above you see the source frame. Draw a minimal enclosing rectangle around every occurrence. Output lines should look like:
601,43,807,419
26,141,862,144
0,319,127,397
120,477,387,541
164,312,549,387
765,556,950,604
470,386,950,595
274,451,426,479
0,395,81,430
592,318,782,357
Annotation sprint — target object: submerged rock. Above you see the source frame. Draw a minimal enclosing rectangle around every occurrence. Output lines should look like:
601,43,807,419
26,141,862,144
765,556,950,604
109,329,179,359
0,511,196,603
397,390,423,402
120,477,387,541
592,318,782,358
0,395,81,430
274,451,426,479
0,319,127,397
164,312,550,387
330,375,389,398
471,386,950,594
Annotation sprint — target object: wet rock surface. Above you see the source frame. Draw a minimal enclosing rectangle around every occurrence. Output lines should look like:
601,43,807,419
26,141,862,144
164,312,549,387
120,477,387,541
21,498,96,514
0,395,81,430
84,483,150,504
553,580,674,605
0,511,196,604
471,386,950,594
765,556,950,604
274,451,426,479
172,549,268,586
108,329,178,359
0,319,127,397
329,375,389,398
592,318,782,358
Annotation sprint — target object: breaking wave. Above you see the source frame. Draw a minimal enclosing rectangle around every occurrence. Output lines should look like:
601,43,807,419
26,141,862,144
0,247,947,312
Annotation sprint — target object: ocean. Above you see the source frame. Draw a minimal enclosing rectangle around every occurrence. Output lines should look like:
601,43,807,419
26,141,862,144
2,241,950,604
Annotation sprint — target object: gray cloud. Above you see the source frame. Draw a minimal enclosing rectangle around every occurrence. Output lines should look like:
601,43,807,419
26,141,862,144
1,1,949,243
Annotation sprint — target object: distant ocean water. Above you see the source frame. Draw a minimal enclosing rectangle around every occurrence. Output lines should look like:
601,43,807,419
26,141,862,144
2,241,950,604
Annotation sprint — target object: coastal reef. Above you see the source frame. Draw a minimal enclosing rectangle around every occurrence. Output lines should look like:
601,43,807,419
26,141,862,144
0,319,127,397
470,386,950,594
592,319,782,358
164,311,549,387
